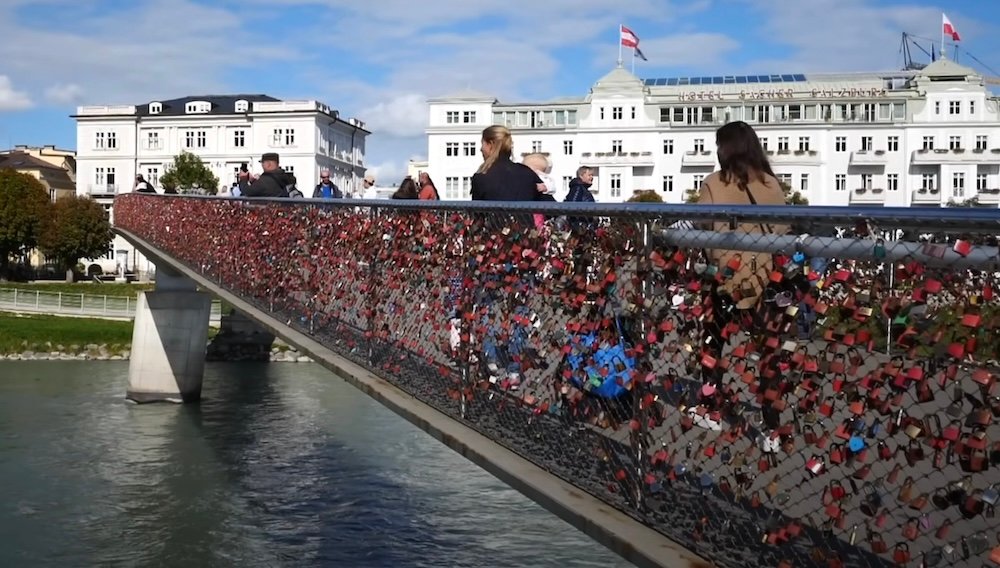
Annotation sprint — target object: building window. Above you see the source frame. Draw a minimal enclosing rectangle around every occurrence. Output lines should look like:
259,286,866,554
800,174,809,192
777,173,792,186
921,173,936,190
95,167,116,191
563,140,573,155
611,140,623,153
145,131,160,150
184,130,196,148
562,176,572,191
612,107,622,120
233,129,246,148
145,166,159,186
970,100,976,115
950,136,962,150
197,131,207,148
835,137,846,152
953,173,965,198
183,130,203,149
949,101,961,115
935,101,941,115
859,136,872,151
663,139,674,154
631,106,636,119
283,129,295,146
976,135,988,151
462,142,476,156
835,174,846,191
185,101,210,113
445,176,460,199
798,137,810,152
462,111,476,123
446,111,459,124
599,107,605,120
662,175,673,192
922,136,934,150
610,173,621,198
977,173,988,191
95,167,106,186
778,137,789,151
693,139,705,153
445,142,459,157
860,173,873,190
760,137,768,151
149,102,161,114
887,173,899,191
284,165,295,176
234,100,248,112
888,136,899,151
692,174,705,188
531,140,542,152
94,132,117,150
461,177,471,199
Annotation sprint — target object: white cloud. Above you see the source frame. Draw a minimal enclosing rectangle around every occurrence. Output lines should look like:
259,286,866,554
44,83,83,105
0,75,32,111
359,93,428,138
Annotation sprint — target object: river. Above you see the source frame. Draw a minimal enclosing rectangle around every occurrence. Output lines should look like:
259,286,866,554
0,361,632,567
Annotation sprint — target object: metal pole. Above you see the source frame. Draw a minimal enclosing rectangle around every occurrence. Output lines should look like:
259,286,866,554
12,288,16,308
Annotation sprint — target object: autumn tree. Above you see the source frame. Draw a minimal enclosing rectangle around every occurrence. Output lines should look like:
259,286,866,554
159,151,220,195
0,169,52,279
39,195,113,282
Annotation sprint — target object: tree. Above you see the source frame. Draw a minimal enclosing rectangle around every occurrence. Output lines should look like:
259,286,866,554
684,180,809,205
946,197,992,208
39,195,113,282
0,169,52,278
626,190,663,203
159,151,220,195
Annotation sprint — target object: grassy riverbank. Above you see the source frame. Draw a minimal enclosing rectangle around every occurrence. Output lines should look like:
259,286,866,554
0,313,135,353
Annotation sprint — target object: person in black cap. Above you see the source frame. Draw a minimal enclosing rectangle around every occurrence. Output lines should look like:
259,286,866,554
243,152,290,197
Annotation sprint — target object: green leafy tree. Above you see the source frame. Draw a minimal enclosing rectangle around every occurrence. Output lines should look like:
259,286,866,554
684,180,808,205
39,195,113,282
946,197,990,208
0,169,52,278
159,151,220,195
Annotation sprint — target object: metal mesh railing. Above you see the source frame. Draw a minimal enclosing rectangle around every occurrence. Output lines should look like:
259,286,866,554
114,194,1000,568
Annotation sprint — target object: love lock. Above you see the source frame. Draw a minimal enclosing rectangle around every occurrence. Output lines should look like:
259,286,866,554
873,238,886,260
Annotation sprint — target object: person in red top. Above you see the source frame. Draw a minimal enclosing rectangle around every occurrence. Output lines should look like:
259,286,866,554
417,172,439,200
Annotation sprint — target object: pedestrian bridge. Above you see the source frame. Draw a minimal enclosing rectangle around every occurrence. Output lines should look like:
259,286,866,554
113,194,1000,568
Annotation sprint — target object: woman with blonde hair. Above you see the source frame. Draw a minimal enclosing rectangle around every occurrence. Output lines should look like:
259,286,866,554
471,125,543,201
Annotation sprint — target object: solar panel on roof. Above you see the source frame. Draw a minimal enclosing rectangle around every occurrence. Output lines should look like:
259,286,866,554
657,78,667,86
735,76,747,84
667,78,678,85
770,75,782,81
712,77,723,84
699,77,712,84
794,74,806,81
759,76,771,82
781,74,794,81
678,77,690,85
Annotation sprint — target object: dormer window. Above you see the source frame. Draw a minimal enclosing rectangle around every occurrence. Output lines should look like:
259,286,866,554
235,99,249,112
185,101,211,114
149,102,162,114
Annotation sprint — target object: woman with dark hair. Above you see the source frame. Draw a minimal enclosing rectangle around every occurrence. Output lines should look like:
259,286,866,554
417,172,440,200
470,125,543,201
391,177,419,200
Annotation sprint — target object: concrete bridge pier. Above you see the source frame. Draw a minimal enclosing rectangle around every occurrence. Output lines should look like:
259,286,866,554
125,264,213,403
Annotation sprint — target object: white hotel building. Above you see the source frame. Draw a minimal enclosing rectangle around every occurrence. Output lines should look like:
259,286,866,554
426,58,1000,207
73,94,369,275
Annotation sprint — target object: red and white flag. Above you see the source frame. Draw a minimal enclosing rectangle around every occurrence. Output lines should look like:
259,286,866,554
620,25,639,48
942,13,961,41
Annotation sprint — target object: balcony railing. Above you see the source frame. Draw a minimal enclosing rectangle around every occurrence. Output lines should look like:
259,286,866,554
850,187,885,203
912,148,1000,164
769,149,821,165
584,151,655,166
681,150,715,167
114,195,1000,568
849,150,888,166
88,184,119,195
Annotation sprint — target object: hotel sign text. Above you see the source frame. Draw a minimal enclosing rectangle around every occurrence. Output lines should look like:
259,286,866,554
676,87,890,102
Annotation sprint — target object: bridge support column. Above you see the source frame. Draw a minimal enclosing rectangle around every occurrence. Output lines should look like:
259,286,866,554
126,266,212,404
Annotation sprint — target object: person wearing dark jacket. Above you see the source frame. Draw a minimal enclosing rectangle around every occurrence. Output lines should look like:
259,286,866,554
471,125,543,201
244,152,290,198
564,166,595,202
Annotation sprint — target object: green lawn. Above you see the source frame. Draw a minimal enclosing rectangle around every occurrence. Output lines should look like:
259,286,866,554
0,313,135,353
2,282,154,297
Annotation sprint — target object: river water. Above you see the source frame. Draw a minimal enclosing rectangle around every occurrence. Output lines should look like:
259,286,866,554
0,361,632,567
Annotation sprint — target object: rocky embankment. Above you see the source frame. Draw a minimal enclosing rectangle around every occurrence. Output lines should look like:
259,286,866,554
0,342,313,362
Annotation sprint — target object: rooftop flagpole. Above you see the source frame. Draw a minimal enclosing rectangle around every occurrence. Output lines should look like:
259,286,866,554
617,24,624,67
631,47,636,74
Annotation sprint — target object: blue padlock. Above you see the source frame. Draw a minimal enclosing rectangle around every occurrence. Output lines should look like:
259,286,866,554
849,436,866,453
792,251,806,264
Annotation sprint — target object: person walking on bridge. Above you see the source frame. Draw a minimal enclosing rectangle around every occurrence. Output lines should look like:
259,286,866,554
244,152,291,198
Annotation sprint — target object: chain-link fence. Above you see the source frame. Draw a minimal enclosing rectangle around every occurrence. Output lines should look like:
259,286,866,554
115,194,1000,568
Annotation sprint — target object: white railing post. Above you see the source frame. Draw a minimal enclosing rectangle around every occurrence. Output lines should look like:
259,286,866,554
103,295,108,315
80,293,85,313
34,290,39,309
126,296,130,316
12,288,17,307
58,292,62,310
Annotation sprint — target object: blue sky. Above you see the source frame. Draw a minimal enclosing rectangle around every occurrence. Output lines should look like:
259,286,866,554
1,0,998,182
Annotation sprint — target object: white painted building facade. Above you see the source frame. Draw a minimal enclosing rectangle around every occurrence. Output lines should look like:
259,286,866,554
73,94,370,276
426,58,1000,207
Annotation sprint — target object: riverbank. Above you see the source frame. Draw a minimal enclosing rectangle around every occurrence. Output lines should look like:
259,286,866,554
0,313,312,363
